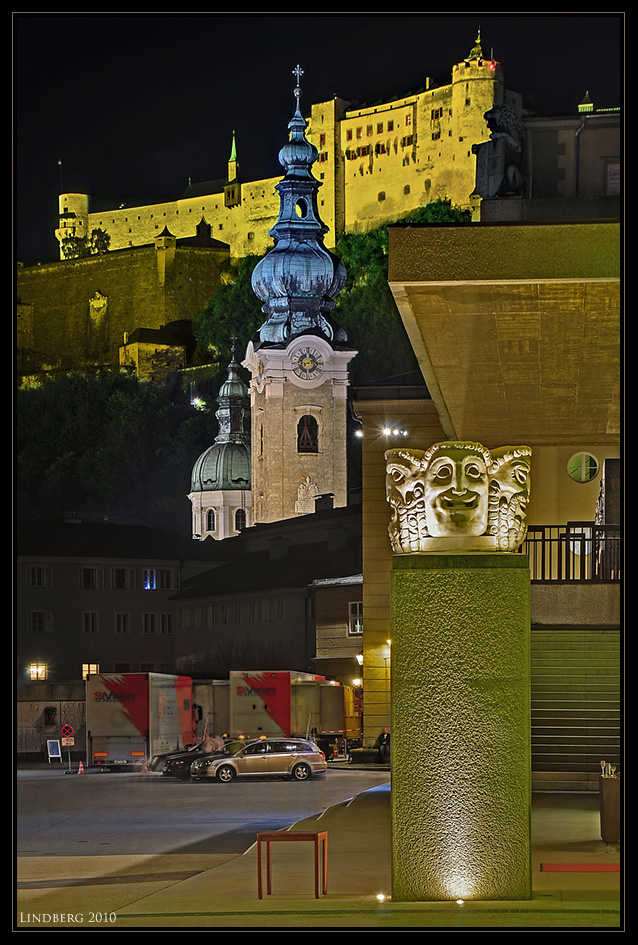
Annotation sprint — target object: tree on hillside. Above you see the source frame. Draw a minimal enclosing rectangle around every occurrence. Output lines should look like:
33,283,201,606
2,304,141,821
16,370,213,532
60,227,111,259
334,199,471,382
192,255,264,365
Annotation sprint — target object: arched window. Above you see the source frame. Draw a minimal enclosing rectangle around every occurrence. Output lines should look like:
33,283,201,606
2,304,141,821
206,509,215,532
297,414,319,453
235,508,246,532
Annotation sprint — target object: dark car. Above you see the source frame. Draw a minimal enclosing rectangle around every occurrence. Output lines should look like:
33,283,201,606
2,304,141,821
149,742,203,773
190,737,327,783
163,739,233,779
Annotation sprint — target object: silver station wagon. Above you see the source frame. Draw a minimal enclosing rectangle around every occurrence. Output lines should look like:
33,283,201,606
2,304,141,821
190,737,327,783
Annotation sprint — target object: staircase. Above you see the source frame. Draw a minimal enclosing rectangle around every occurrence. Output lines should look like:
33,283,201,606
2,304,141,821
531,629,621,792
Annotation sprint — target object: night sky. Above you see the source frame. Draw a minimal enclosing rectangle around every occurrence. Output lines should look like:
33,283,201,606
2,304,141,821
14,13,623,265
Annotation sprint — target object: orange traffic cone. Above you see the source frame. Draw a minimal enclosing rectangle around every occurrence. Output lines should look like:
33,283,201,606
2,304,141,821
77,761,85,774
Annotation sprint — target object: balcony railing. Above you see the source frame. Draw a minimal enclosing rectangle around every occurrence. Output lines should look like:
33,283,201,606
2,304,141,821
520,522,621,582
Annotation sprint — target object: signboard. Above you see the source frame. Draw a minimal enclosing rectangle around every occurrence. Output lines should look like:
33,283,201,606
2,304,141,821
47,739,62,763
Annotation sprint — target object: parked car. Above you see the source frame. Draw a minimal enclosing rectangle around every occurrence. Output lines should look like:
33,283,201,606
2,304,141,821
162,737,232,779
190,737,327,783
149,742,203,773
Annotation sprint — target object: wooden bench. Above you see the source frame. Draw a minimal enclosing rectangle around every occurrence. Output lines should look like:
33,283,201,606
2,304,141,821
256,830,328,899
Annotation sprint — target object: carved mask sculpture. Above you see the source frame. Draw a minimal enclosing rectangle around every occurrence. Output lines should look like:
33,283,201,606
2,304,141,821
386,441,531,553
488,446,532,551
422,442,491,537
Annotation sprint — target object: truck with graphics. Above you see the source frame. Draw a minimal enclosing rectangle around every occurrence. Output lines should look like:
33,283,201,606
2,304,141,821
227,671,358,755
85,672,196,768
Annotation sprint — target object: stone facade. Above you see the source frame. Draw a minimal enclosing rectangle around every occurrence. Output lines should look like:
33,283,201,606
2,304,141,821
245,339,355,524
17,233,228,379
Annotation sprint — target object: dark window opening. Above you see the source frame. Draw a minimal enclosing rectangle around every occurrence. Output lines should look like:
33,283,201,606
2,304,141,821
297,415,319,453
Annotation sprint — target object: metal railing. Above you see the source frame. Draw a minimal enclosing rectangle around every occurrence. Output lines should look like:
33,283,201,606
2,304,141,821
520,522,621,582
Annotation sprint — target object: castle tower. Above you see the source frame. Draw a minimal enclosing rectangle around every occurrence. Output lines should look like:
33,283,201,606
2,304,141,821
243,66,357,524
55,192,89,258
188,342,252,540
450,29,506,210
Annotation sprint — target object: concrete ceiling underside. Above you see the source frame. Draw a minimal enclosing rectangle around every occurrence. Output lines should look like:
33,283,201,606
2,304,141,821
388,222,621,446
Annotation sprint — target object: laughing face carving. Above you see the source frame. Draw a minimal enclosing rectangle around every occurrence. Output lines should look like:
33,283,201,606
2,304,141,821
386,441,531,553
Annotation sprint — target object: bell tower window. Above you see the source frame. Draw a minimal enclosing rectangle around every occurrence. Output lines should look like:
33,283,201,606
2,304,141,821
297,415,319,453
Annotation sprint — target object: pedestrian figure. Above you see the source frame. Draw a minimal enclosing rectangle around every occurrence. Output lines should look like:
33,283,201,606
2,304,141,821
376,727,391,763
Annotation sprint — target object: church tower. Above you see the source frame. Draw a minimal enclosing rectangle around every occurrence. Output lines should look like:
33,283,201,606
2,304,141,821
188,342,252,540
243,66,357,524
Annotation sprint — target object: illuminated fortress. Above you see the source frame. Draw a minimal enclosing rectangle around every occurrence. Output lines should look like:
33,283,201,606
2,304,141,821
55,32,521,261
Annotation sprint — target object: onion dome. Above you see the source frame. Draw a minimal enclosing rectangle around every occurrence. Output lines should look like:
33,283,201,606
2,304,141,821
190,343,251,493
251,65,348,348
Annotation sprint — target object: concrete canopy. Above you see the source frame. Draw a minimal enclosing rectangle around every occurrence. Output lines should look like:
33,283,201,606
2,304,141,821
388,221,620,446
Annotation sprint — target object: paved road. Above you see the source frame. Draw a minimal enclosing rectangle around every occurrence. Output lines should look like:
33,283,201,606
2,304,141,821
17,766,391,857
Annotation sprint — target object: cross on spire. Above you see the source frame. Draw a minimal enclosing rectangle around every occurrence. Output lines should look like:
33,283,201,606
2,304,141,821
293,64,304,107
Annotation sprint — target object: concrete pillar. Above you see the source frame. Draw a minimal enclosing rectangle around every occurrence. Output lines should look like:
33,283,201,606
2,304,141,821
391,553,532,901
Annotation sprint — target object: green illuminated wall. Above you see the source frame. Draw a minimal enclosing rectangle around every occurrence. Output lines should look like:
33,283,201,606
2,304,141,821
391,553,531,901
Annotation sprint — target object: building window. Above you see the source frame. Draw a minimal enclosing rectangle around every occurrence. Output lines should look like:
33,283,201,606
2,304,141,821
220,604,228,626
235,508,247,532
28,611,48,633
115,613,130,634
206,509,216,531
297,415,319,453
348,601,363,635
275,597,285,622
28,565,51,587
567,452,599,483
83,612,98,634
161,614,174,635
378,191,386,202
80,567,99,589
29,662,47,681
346,128,353,141
82,663,99,679
144,569,157,590
144,614,156,634
606,163,620,196
112,567,135,589
159,568,177,590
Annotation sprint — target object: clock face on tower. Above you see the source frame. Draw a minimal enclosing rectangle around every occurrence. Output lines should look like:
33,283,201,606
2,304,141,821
292,346,324,380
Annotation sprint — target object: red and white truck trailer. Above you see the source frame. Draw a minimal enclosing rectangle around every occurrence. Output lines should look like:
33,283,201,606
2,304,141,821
226,671,359,752
85,672,196,768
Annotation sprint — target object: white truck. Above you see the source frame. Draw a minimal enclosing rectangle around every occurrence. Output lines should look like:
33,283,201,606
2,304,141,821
85,672,196,768
200,671,359,756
